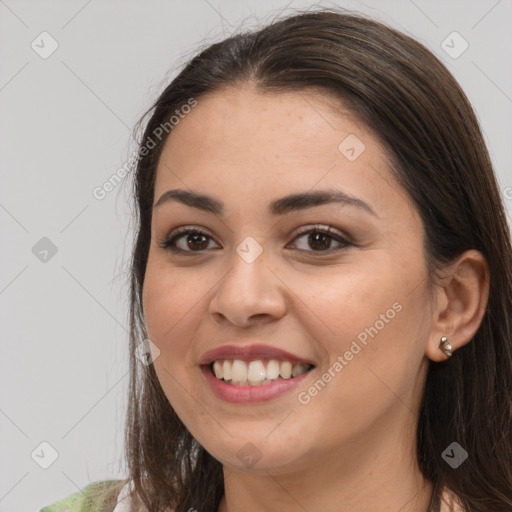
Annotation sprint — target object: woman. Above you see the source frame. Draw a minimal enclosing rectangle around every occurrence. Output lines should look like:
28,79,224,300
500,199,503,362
40,7,512,512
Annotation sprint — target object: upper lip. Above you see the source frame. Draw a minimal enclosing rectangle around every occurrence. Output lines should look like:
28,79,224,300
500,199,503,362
199,343,315,366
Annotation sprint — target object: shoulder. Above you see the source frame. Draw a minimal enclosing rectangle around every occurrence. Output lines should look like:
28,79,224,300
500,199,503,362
39,479,128,512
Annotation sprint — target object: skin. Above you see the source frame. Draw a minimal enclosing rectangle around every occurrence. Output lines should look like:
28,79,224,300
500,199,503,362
142,84,490,512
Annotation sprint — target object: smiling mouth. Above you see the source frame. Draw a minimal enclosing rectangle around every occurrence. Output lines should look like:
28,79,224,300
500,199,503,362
208,359,315,386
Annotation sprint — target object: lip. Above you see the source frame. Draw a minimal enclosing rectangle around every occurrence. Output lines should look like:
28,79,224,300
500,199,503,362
201,363,314,403
198,343,315,366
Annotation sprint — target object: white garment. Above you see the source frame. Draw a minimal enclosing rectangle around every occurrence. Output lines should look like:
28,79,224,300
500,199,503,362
112,480,135,512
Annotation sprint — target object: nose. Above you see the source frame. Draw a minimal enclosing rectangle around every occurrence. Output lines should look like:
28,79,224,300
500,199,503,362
208,244,287,328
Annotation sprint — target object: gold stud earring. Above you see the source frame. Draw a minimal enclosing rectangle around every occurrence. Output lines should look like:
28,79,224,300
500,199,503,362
439,336,453,357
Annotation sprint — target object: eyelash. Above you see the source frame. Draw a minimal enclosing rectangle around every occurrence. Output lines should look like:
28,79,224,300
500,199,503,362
157,224,354,255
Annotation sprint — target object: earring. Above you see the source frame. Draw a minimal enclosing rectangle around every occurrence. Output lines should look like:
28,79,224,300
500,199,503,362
439,336,453,357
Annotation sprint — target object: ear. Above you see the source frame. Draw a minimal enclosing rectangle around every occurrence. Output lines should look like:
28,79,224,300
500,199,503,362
426,250,490,362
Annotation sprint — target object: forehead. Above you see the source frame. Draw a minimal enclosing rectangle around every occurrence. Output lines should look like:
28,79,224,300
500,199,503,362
153,86,410,220
159,86,370,159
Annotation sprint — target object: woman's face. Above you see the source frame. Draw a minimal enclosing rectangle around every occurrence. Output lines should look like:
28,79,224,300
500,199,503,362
142,86,436,474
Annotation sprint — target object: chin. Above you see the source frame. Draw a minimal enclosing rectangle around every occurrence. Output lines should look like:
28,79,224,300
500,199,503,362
196,432,311,475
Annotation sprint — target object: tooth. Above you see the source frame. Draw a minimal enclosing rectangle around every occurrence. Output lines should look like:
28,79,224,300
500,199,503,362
266,360,280,380
213,361,223,379
212,358,311,384
231,360,248,382
248,360,266,383
292,363,309,377
222,360,232,381
280,361,292,379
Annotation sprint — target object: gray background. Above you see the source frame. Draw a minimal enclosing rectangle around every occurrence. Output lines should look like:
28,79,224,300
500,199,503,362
0,1,511,511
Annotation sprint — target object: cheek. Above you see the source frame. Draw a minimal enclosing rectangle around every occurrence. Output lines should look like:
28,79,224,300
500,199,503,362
292,294,427,445
142,263,208,420
300,260,402,346
299,259,428,390
142,260,203,365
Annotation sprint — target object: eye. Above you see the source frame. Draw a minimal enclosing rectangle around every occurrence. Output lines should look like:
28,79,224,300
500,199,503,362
158,224,353,254
288,225,353,253
158,227,219,253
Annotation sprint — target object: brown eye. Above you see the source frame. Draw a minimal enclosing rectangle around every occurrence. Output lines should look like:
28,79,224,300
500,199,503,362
158,228,219,253
289,226,353,253
182,232,210,251
158,225,353,255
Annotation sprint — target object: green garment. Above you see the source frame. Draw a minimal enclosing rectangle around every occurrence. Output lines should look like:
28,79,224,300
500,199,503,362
39,480,126,512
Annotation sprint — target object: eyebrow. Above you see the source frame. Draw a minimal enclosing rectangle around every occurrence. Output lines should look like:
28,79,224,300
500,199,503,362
153,188,377,217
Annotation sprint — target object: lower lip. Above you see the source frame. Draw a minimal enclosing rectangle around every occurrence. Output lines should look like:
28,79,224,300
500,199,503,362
201,364,313,403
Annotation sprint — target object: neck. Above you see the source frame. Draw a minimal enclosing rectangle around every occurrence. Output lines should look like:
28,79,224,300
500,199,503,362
217,412,434,512
219,460,433,512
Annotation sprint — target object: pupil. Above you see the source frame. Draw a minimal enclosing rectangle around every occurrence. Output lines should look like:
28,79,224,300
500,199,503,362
309,232,330,251
188,234,208,250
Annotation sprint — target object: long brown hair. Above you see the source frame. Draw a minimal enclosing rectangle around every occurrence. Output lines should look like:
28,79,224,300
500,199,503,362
121,7,512,511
